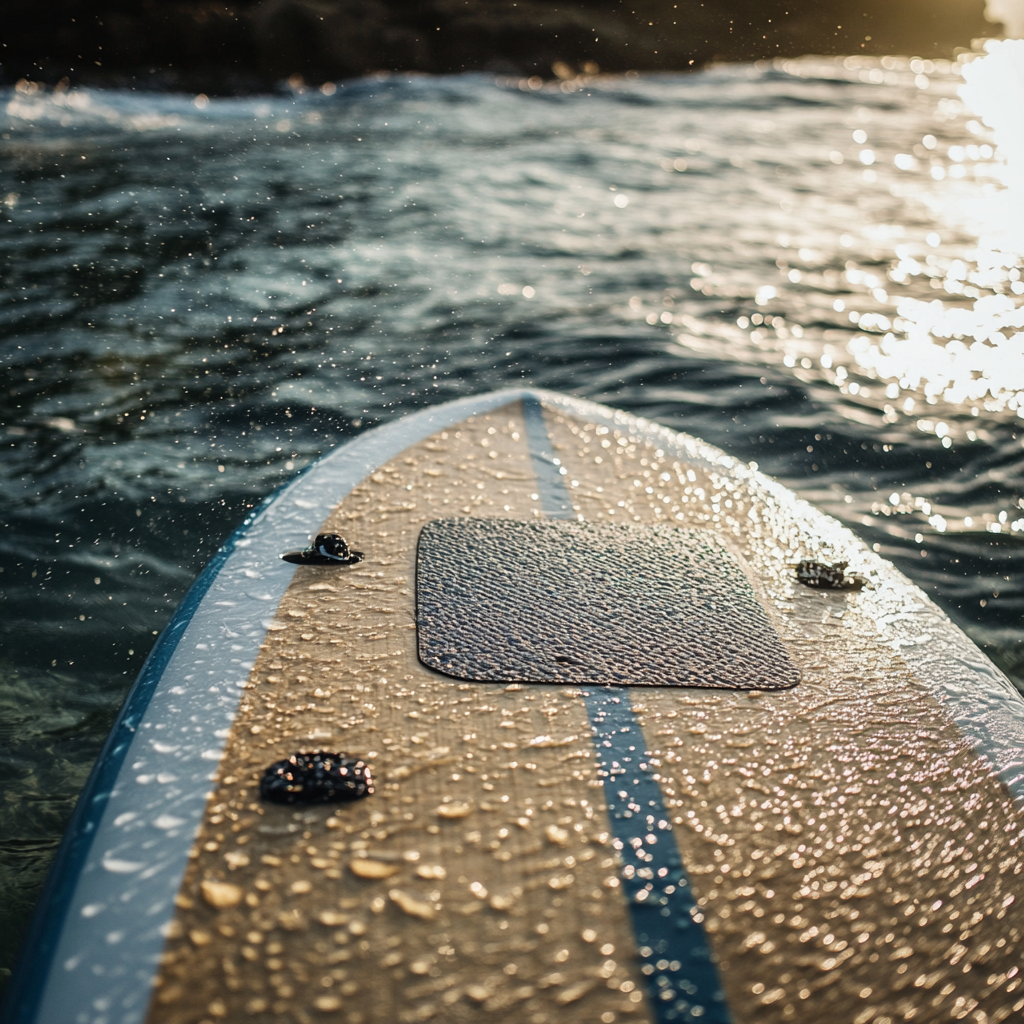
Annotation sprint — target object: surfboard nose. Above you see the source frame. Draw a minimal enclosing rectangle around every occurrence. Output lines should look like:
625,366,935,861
10,388,1024,1024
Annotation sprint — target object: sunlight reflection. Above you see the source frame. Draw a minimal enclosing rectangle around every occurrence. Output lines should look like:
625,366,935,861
829,43,1024,446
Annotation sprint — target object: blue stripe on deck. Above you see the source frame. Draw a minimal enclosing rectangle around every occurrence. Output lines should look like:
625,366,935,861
585,689,730,1023
520,393,733,1024
521,394,576,520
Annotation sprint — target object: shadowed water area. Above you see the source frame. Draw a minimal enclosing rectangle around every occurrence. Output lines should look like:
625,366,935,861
2,54,1024,986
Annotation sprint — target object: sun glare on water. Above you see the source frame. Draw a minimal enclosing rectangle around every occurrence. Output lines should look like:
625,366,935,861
833,21,1024,458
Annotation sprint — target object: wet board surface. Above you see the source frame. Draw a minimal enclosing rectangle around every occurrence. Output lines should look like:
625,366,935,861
7,388,1024,1024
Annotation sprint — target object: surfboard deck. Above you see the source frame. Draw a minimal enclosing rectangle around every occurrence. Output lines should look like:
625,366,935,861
7,388,1024,1024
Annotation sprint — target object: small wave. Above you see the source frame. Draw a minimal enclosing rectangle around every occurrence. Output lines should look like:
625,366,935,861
1,79,346,136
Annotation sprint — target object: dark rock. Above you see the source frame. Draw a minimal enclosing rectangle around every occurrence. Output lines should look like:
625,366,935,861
1,0,1000,92
252,0,432,80
260,751,374,804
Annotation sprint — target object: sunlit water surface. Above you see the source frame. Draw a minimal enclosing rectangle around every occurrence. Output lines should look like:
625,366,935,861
3,51,1024,983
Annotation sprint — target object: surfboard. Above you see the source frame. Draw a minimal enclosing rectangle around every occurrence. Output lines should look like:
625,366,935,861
6,387,1024,1024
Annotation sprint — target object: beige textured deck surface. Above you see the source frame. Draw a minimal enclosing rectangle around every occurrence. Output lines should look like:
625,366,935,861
148,398,1024,1024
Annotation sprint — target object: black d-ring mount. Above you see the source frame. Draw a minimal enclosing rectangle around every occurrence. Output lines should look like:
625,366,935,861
282,533,364,566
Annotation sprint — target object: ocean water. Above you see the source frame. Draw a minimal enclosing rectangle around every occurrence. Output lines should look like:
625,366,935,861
2,51,1024,984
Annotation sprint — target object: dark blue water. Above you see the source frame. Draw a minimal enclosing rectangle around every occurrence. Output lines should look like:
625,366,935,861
3,53,1024,985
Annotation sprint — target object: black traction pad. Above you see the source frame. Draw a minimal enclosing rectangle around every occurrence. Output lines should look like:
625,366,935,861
416,518,799,689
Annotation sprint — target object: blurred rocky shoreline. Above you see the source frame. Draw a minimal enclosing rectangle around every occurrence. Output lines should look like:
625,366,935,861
4,0,1001,91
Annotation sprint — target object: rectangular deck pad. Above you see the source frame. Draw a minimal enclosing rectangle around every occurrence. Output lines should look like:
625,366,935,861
417,518,799,689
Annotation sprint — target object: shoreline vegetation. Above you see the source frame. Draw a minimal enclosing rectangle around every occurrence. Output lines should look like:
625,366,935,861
4,0,1003,94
